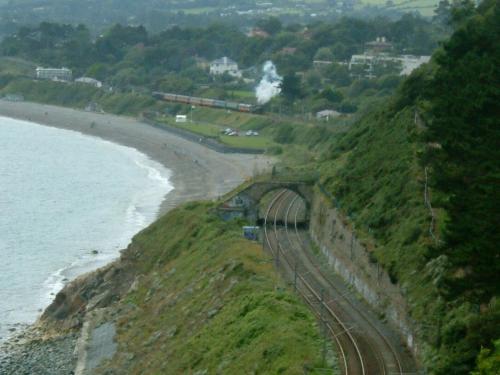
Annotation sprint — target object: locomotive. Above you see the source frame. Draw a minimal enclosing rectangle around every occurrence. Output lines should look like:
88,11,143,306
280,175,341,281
152,91,258,113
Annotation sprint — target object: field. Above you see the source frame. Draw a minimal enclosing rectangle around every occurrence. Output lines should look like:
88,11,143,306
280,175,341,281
357,0,438,16
157,107,279,150
151,0,439,17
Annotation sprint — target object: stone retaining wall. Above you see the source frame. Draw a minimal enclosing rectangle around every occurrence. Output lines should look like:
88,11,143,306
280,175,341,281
309,191,421,359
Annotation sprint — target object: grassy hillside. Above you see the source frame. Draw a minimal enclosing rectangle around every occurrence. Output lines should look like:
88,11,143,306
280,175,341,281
317,1,500,372
320,104,431,278
155,104,351,153
0,78,160,115
93,202,335,374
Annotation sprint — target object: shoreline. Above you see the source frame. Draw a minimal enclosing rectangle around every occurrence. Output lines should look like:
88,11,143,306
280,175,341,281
0,101,272,217
0,101,272,361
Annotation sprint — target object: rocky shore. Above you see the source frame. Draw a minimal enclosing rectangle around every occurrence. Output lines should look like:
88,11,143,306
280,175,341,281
0,326,78,375
0,101,273,374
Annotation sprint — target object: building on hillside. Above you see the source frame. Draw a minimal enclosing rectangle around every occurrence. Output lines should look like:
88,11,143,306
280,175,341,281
247,28,270,38
75,77,103,88
35,67,72,81
313,60,334,69
349,54,430,78
366,36,393,54
316,109,341,121
209,57,242,78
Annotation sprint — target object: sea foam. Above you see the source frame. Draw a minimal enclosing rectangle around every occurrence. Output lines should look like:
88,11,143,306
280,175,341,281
0,116,173,343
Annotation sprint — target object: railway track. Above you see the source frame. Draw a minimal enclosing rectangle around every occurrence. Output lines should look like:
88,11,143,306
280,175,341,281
263,189,416,375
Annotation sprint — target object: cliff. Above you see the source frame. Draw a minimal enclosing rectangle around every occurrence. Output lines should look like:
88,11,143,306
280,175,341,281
34,202,332,374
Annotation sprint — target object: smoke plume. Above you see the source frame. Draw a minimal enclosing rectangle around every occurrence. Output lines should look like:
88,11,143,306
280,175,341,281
255,61,282,104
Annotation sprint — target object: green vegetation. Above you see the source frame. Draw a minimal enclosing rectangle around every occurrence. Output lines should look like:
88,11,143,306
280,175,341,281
155,104,350,155
317,1,499,373
361,0,439,17
472,339,500,375
0,13,447,119
0,0,441,40
94,202,335,374
0,78,160,116
0,3,496,374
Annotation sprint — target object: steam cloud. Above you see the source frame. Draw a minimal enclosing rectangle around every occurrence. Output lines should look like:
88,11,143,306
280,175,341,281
255,61,282,104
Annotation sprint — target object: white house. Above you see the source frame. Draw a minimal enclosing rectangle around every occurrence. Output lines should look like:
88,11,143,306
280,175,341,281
36,67,72,81
209,57,242,78
316,109,341,121
75,77,103,88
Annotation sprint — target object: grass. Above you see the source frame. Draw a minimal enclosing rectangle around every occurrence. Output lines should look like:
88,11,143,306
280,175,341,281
157,117,277,149
94,202,337,375
357,0,438,16
318,103,450,365
0,78,162,116
0,57,36,76
157,104,350,156
172,121,221,137
220,134,276,149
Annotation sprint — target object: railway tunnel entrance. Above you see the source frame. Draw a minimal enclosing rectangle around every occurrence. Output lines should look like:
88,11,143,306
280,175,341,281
256,189,308,229
217,180,314,226
219,180,417,374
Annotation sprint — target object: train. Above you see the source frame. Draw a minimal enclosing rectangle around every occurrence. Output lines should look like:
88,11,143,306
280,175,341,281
152,91,259,113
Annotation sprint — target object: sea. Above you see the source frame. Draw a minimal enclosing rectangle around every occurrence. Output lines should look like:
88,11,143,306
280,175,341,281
0,116,173,343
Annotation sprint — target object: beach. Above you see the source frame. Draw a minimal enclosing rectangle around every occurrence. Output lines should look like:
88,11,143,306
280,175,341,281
0,100,272,216
0,100,272,374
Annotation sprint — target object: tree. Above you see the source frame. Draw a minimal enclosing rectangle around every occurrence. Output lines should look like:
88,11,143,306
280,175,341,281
256,17,282,35
433,0,452,27
472,340,500,375
325,63,352,87
280,73,302,102
314,47,334,61
424,0,500,305
320,87,344,103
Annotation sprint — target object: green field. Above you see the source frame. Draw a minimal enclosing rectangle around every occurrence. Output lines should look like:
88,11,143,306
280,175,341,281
158,111,279,150
358,0,438,16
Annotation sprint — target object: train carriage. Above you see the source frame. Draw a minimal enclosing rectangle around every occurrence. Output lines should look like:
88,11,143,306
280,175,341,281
153,91,258,113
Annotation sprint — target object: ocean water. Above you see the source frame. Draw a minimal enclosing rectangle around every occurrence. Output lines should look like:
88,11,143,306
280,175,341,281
0,116,173,342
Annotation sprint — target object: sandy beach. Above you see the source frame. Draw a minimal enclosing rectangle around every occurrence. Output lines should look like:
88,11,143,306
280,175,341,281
0,100,273,374
0,101,272,215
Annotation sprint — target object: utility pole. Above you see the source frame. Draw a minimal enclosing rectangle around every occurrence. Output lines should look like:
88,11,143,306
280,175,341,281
350,223,355,260
320,288,327,365
294,262,298,291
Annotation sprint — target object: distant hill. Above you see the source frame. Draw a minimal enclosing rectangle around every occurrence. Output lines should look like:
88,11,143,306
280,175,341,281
0,0,439,38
